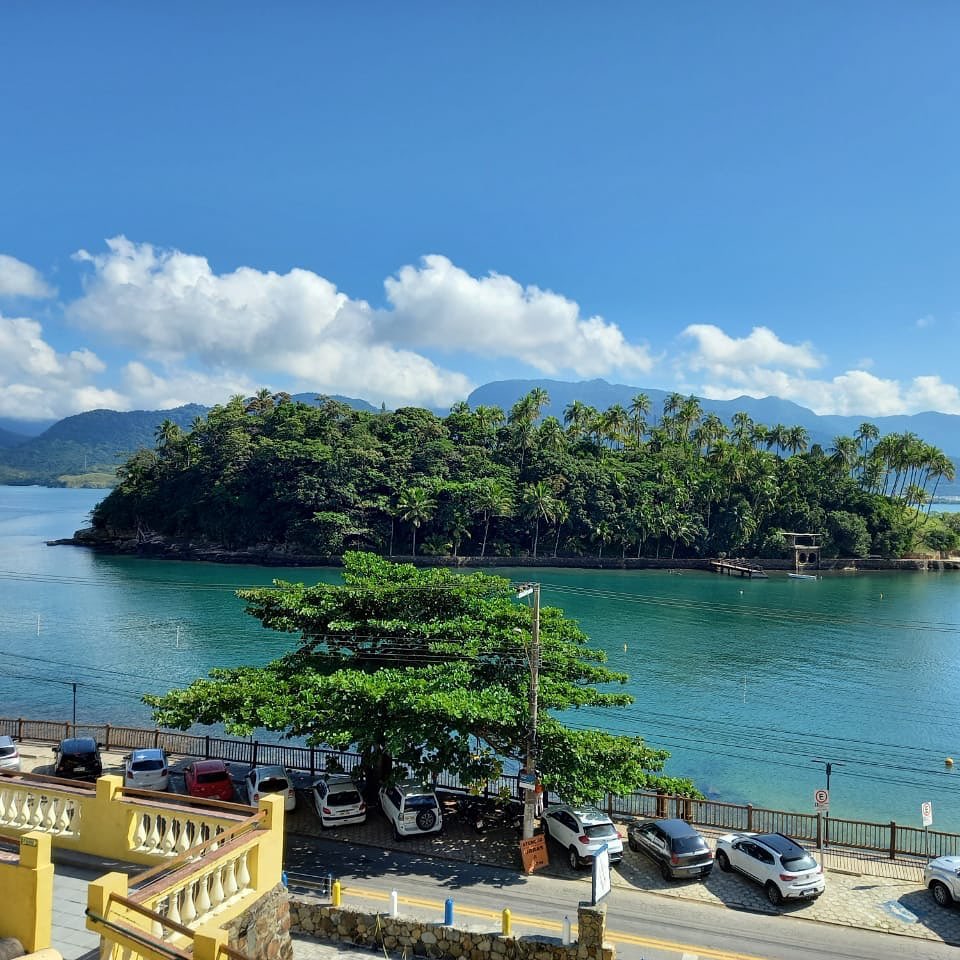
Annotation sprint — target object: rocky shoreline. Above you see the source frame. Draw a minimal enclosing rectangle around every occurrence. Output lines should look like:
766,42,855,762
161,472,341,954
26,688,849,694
48,528,960,571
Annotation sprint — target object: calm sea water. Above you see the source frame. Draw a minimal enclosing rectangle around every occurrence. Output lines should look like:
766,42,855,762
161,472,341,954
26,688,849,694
1,485,959,830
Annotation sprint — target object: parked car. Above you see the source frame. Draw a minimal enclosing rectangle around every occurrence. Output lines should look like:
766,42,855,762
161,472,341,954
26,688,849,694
379,780,443,840
715,831,824,905
52,737,103,781
243,764,296,811
312,774,367,828
541,803,624,870
627,817,714,880
123,748,169,791
0,735,20,772
924,855,960,906
184,759,235,801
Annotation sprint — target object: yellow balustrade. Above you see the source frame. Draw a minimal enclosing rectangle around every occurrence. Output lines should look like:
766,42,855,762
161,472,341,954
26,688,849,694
0,831,53,952
87,795,285,960
0,772,251,865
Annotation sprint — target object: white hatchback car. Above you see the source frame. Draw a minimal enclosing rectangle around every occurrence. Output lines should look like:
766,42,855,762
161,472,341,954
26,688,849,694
244,765,297,811
541,803,624,870
715,831,824,905
312,774,367,828
123,748,169,791
379,780,443,840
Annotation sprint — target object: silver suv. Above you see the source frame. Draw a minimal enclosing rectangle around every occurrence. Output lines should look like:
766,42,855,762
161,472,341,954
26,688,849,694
379,780,443,840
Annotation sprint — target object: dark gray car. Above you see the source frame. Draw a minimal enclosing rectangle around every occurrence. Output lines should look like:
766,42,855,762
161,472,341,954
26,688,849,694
627,817,714,880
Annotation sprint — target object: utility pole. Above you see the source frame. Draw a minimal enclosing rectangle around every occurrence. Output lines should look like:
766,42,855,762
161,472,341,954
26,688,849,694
812,758,845,848
516,582,540,841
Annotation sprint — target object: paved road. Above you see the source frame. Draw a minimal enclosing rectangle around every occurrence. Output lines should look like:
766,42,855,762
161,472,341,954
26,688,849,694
286,836,960,960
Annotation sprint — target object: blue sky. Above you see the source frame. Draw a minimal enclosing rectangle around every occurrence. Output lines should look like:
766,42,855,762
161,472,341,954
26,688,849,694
1,3,959,421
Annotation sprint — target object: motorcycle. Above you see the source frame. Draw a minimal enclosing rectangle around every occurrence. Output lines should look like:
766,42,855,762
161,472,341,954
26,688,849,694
456,794,524,835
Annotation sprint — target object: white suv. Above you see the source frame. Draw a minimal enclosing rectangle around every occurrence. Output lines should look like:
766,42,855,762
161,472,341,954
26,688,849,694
715,831,825,905
925,855,960,907
379,780,443,840
541,803,624,870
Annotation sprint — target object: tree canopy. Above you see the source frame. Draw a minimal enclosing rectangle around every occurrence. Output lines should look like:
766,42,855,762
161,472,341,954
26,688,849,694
143,552,696,803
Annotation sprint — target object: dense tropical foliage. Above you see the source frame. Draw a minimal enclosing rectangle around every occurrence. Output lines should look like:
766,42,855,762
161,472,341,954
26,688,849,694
91,388,955,559
144,552,694,802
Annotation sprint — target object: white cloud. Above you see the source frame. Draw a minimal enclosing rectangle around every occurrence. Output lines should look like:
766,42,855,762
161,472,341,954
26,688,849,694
383,255,654,377
0,312,120,419
682,324,821,374
0,254,55,299
916,314,935,329
68,237,472,408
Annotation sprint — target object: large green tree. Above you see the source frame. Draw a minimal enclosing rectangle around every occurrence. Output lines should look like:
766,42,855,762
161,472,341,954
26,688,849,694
143,552,697,803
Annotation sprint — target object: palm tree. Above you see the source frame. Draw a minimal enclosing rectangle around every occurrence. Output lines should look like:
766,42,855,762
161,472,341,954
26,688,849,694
538,417,568,455
398,486,436,556
563,400,590,440
629,394,651,446
473,479,513,558
784,426,809,457
521,481,559,558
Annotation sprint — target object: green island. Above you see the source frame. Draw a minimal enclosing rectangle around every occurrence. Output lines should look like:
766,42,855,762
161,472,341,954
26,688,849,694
88,387,959,562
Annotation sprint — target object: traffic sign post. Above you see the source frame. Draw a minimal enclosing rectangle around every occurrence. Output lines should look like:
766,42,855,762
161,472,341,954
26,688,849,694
922,801,934,861
814,788,830,849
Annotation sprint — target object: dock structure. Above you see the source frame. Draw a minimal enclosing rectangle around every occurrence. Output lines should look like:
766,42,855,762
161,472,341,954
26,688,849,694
710,559,769,579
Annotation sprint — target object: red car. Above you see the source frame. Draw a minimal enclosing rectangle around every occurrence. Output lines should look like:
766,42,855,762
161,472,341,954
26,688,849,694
183,759,235,801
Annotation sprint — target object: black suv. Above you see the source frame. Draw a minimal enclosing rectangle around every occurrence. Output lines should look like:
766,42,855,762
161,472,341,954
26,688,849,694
627,817,714,880
52,737,103,781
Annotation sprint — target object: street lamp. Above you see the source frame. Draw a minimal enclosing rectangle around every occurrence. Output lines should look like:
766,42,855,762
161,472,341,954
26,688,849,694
515,582,540,841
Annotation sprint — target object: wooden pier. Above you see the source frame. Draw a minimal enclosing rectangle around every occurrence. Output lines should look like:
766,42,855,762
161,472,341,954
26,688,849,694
710,559,769,579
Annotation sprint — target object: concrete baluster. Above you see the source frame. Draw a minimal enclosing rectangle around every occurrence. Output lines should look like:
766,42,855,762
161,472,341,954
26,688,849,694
222,858,239,899
160,817,177,855
132,812,147,849
210,864,225,908
146,814,162,851
195,871,212,918
180,882,197,925
236,850,251,891
176,818,193,853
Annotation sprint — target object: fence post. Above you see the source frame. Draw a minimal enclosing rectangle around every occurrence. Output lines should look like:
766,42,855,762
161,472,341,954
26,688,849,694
310,747,316,778
889,821,897,860
816,812,822,850
205,735,210,759
153,728,159,748
607,792,613,818
104,724,111,750
746,804,753,832
17,718,22,741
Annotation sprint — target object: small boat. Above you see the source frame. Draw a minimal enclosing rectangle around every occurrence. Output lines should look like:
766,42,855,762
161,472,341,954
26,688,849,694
788,573,819,580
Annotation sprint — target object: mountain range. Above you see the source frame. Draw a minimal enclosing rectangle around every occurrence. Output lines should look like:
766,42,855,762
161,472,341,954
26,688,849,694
0,381,956,493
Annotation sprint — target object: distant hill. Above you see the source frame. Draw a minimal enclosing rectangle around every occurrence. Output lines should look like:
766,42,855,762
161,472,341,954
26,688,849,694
0,426,28,450
0,404,208,487
0,416,56,437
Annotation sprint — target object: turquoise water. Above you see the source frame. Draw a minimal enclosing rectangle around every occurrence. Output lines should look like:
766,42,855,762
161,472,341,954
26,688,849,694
1,485,959,830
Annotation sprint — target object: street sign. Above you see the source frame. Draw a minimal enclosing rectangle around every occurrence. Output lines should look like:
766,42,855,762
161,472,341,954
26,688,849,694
922,801,934,827
814,788,829,811
591,843,611,904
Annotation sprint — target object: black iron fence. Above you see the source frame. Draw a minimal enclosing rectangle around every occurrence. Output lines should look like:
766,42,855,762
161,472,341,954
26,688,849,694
3,715,956,860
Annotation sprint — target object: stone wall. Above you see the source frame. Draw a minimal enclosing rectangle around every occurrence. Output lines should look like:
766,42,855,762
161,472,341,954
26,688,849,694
289,899,614,960
222,883,293,960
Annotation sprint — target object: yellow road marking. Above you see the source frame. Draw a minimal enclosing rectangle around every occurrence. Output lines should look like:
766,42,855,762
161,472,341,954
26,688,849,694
340,885,768,960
